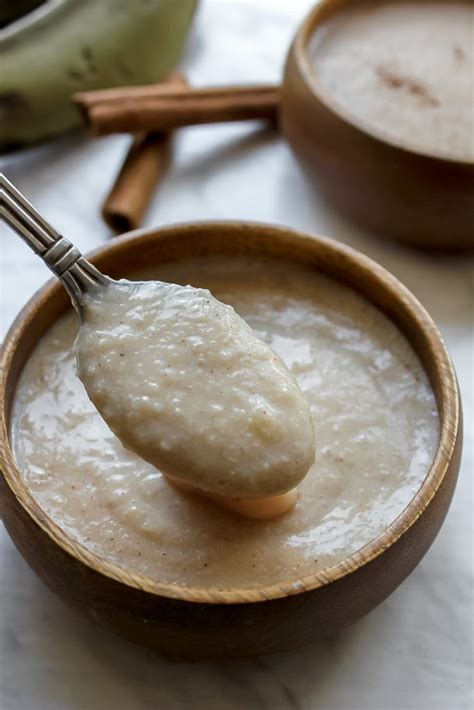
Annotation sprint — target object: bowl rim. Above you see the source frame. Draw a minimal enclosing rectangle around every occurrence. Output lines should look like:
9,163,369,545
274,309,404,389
0,221,461,605
293,0,473,166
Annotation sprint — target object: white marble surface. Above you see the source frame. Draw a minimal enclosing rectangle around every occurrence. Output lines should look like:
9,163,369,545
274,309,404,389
0,1,473,708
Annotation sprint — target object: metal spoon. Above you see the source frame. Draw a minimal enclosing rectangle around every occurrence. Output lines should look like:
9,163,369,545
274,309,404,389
0,173,109,312
0,173,315,516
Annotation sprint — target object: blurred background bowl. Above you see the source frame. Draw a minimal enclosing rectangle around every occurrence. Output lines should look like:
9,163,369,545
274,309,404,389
281,0,474,250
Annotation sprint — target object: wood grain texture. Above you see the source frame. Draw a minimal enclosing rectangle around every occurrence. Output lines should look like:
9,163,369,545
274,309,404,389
281,0,474,250
0,223,462,658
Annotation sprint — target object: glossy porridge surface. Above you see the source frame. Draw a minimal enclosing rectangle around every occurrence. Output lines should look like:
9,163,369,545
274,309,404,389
12,257,439,588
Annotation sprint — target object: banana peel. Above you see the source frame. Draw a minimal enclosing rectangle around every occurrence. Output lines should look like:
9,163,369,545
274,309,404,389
0,0,197,151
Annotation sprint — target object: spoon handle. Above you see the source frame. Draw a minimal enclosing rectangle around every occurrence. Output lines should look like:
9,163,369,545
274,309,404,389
0,173,108,311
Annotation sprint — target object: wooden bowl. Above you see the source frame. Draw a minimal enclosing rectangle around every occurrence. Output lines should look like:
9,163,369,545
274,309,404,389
0,223,462,659
281,0,474,250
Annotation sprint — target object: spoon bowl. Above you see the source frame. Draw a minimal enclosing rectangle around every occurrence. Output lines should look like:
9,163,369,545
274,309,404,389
0,175,315,505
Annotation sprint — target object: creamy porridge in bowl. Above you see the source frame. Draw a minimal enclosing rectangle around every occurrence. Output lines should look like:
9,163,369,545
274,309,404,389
0,223,461,657
308,1,474,163
12,257,438,587
281,0,474,249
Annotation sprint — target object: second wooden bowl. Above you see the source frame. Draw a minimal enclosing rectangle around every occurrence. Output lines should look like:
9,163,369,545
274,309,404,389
0,222,462,658
281,0,474,250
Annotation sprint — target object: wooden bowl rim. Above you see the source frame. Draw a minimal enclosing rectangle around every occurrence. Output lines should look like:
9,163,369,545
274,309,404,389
292,0,473,166
0,221,460,605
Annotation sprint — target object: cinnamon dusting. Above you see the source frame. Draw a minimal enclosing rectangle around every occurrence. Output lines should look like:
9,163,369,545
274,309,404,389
375,66,440,107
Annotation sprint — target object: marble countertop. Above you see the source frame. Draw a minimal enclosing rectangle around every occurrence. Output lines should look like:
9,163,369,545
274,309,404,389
0,1,472,708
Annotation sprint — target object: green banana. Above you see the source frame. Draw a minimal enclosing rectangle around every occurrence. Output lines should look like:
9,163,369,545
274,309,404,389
0,0,197,151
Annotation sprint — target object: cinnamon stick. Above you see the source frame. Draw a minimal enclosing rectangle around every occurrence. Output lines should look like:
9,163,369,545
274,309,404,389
75,81,190,108
102,72,187,233
74,85,280,137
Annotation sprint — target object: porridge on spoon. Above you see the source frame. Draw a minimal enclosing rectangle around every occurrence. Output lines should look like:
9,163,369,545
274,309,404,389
76,277,316,517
